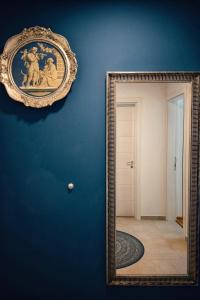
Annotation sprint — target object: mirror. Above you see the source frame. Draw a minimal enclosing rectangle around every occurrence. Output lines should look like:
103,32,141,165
106,72,199,286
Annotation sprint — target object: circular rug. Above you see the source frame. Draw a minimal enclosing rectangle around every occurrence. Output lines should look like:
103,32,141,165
116,231,145,269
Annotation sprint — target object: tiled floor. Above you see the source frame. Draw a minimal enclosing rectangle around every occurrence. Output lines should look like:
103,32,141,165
116,217,187,276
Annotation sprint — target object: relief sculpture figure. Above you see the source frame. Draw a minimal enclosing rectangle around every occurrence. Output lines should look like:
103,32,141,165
40,58,58,87
21,47,46,87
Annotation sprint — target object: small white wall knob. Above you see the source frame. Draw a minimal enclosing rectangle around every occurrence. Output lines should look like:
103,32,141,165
67,182,74,190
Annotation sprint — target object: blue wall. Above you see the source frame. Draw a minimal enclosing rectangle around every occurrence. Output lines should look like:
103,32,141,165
0,0,199,299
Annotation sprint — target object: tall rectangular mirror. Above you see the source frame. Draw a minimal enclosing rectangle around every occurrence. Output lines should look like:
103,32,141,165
106,72,199,286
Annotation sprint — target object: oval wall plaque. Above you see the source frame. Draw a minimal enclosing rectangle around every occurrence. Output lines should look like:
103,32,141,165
0,26,78,108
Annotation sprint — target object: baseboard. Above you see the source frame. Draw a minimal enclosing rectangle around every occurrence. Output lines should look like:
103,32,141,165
141,216,166,220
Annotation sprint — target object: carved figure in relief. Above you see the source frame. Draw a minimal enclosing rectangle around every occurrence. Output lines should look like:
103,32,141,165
21,47,46,87
39,58,58,87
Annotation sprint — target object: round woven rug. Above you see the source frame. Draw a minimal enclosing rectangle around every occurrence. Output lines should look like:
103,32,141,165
116,231,145,269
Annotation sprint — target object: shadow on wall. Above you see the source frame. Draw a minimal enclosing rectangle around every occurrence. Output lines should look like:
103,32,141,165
0,86,67,124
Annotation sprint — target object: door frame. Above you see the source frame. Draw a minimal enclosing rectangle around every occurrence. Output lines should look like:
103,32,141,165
166,85,191,238
116,99,142,220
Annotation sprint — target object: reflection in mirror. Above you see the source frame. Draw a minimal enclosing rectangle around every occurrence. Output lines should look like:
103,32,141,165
115,82,190,276
106,73,199,286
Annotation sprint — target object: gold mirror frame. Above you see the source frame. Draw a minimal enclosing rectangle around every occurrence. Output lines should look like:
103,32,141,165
106,72,199,286
0,26,77,108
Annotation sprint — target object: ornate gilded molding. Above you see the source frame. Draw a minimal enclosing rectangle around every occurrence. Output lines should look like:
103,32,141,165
0,26,78,108
106,72,200,286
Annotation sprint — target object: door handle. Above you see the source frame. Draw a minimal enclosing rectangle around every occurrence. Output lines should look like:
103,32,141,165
127,161,134,168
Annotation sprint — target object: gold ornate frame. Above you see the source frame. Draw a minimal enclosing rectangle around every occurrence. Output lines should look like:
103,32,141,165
106,72,200,286
0,26,77,108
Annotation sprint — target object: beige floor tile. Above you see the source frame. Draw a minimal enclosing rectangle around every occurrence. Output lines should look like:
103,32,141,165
116,217,187,276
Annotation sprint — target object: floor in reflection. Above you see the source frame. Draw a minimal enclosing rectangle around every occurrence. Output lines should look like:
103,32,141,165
116,217,187,276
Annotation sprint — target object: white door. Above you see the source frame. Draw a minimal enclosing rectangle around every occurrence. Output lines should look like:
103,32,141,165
167,95,184,221
116,105,135,216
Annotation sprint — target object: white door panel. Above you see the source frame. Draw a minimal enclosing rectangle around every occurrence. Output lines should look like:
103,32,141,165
116,107,132,121
116,185,132,202
117,137,133,153
116,105,135,217
116,153,133,169
116,169,133,185
116,121,133,137
116,200,134,216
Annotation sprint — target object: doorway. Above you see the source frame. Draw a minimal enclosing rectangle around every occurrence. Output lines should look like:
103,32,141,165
167,94,184,227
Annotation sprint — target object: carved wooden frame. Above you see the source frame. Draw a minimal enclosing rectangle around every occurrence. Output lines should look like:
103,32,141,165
106,72,200,286
0,26,77,108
